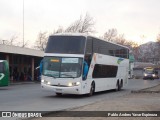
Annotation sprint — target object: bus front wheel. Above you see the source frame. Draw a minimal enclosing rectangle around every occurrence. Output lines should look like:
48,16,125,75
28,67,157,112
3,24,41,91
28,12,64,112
56,93,62,96
88,82,95,96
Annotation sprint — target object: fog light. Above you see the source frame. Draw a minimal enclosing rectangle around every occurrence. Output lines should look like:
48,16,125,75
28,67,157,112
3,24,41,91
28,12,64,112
41,79,44,83
68,82,72,87
75,82,80,86
47,81,51,85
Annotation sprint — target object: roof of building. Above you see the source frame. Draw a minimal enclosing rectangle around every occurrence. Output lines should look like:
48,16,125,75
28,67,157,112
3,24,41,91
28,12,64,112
0,44,44,57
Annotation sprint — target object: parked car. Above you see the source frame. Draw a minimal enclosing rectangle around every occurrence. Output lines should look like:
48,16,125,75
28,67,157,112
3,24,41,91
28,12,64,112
143,67,159,80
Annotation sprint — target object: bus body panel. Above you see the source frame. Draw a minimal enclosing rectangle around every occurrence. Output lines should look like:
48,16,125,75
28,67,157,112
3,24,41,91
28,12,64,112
41,76,83,94
41,34,129,95
86,53,129,93
41,53,129,94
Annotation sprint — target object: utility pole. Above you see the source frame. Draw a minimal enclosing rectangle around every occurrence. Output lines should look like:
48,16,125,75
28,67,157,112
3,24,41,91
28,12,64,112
22,0,24,47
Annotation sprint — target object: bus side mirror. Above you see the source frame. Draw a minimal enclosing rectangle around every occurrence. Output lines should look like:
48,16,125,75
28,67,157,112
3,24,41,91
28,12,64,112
82,76,87,81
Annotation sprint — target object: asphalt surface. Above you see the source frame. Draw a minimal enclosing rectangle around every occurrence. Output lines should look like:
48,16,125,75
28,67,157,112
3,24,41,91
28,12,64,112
0,79,160,112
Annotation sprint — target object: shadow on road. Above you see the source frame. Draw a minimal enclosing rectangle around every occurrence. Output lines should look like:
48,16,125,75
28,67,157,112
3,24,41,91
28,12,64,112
43,89,127,99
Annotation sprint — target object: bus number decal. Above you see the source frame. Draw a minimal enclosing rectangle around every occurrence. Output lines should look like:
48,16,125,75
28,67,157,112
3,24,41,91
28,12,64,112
62,58,78,63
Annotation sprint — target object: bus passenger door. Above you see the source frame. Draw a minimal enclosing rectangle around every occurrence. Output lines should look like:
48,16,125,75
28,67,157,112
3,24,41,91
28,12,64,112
81,78,88,94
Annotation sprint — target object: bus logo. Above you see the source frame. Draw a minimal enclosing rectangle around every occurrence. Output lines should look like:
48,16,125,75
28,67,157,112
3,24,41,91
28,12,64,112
117,58,124,64
0,73,5,81
2,112,11,117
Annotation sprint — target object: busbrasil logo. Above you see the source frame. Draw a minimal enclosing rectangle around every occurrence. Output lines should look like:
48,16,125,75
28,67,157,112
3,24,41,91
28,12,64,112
117,58,124,64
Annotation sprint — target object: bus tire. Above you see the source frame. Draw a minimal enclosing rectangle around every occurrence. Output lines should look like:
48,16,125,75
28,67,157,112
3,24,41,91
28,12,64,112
120,80,123,90
56,93,62,96
115,80,120,91
88,82,95,96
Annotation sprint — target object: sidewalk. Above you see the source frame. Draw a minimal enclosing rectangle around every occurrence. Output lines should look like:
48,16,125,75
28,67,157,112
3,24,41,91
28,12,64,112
32,84,160,120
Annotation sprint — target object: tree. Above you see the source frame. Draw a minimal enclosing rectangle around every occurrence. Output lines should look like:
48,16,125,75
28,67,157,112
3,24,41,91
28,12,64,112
157,33,160,42
0,35,28,47
103,28,141,62
65,13,95,34
9,35,18,45
20,40,28,48
156,33,160,61
103,28,117,42
53,26,64,34
34,32,48,51
103,28,127,45
103,28,139,47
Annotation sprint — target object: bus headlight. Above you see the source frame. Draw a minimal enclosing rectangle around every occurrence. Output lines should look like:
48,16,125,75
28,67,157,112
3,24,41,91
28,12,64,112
47,81,51,85
41,79,44,83
68,82,80,87
152,74,156,77
68,82,73,87
75,82,80,86
144,73,147,76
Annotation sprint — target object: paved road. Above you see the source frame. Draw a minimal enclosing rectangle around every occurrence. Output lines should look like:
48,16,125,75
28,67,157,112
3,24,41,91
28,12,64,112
0,79,159,111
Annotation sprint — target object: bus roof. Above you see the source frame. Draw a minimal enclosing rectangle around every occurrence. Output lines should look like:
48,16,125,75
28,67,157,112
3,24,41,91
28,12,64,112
50,33,129,50
51,32,86,36
0,60,5,62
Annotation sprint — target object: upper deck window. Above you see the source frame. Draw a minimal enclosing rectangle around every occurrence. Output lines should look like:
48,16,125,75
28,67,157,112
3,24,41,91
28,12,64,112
45,36,86,54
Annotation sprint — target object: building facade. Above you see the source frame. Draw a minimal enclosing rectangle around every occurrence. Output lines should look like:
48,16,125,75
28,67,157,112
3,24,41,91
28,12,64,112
0,44,43,82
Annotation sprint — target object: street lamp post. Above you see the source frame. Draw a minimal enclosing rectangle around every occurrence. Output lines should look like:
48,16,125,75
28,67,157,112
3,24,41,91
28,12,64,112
23,0,24,47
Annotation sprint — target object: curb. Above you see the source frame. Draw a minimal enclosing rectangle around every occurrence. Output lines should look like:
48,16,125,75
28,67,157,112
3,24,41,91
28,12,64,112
9,81,40,85
131,83,160,93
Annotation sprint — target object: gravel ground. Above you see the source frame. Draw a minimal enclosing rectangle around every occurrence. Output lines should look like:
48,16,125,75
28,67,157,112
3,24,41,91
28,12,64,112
31,84,160,120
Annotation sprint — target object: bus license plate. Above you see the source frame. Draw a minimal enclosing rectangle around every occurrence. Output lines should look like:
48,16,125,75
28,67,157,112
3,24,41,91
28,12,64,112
56,89,62,92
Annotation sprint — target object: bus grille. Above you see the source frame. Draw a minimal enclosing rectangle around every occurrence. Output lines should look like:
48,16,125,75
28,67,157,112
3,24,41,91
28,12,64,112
52,85,68,87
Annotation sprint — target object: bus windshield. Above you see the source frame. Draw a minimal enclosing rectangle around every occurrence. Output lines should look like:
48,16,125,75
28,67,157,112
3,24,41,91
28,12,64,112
144,69,154,74
43,57,83,78
0,62,4,73
45,36,86,54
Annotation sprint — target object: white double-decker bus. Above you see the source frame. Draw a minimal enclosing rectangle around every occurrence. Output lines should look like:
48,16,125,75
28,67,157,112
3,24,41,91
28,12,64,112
41,33,129,96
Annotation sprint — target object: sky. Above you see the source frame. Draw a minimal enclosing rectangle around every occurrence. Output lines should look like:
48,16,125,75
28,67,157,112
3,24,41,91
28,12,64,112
0,0,160,46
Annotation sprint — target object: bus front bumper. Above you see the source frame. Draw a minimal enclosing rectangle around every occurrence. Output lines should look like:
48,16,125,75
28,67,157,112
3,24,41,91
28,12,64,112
41,83,82,95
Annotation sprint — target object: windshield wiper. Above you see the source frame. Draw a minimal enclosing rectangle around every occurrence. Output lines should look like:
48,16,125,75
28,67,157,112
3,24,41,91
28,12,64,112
51,75,57,79
60,73,75,78
44,74,57,78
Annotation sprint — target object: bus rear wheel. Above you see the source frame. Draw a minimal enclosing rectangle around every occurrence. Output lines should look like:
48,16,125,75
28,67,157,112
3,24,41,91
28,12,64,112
120,80,123,90
115,81,120,91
